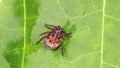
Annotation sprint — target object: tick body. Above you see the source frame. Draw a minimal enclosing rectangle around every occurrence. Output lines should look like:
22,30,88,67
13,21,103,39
36,24,70,56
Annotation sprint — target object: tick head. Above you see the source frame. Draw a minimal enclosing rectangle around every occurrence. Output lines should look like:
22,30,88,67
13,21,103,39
55,26,62,32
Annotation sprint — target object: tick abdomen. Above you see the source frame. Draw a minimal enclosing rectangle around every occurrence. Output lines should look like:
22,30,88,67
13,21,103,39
45,36,60,49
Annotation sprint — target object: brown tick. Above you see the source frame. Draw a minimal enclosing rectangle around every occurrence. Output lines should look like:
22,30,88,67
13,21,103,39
36,24,71,56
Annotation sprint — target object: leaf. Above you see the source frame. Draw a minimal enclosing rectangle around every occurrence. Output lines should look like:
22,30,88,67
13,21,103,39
0,0,120,68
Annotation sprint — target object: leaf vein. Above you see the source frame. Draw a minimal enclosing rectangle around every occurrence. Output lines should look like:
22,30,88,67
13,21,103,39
22,0,26,68
103,62,118,68
105,15,120,22
5,48,23,53
71,51,101,63
101,0,106,68
57,0,67,18
69,10,102,19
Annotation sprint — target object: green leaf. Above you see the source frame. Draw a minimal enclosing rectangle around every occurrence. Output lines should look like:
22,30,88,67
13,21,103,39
0,0,120,68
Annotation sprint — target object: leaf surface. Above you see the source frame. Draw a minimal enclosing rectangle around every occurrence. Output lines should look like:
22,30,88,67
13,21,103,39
0,0,120,68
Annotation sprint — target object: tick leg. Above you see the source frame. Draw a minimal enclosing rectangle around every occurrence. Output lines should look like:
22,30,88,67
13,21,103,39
45,23,56,27
65,33,71,37
36,36,46,44
60,44,64,56
39,32,50,36
44,25,54,30
44,24,56,30
62,31,71,37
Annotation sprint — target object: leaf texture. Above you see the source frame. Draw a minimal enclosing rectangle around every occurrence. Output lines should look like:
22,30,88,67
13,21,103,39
0,0,120,68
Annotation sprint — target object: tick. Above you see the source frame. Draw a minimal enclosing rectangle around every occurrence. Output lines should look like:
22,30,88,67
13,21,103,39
36,24,71,56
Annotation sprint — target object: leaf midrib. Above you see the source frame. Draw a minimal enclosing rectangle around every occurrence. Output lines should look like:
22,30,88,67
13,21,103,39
22,0,27,68
100,0,106,68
